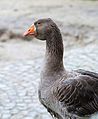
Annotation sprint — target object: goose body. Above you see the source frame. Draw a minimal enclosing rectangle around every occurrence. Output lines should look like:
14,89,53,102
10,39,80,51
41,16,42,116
24,18,98,119
39,69,98,119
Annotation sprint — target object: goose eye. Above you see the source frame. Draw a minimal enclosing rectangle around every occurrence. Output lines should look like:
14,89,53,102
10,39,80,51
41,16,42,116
37,22,41,25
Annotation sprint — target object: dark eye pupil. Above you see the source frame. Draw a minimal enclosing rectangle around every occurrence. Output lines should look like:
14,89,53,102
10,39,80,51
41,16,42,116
38,22,41,25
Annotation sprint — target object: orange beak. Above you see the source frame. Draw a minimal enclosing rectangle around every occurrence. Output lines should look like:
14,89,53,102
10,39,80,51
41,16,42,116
23,24,36,36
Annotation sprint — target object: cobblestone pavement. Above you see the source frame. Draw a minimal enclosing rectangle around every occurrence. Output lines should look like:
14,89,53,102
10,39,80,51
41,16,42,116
0,44,98,119
0,59,51,119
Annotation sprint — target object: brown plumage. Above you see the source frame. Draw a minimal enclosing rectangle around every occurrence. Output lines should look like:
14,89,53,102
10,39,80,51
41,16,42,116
24,18,98,119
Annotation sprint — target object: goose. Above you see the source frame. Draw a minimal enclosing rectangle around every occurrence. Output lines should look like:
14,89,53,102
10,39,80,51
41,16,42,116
24,18,98,119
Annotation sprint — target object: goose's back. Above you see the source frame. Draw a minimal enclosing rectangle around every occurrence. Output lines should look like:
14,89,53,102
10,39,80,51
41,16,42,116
53,69,98,118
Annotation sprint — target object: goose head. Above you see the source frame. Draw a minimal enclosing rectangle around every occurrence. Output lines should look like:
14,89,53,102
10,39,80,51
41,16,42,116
24,18,55,40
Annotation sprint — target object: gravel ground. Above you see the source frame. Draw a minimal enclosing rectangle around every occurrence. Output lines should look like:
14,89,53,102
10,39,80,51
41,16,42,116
0,0,98,119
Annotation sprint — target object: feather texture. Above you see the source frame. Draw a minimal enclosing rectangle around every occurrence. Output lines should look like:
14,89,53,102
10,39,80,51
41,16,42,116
54,70,98,117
